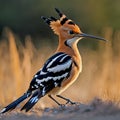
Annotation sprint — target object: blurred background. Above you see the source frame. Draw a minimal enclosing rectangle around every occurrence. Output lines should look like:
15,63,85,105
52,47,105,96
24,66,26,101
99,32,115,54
0,0,120,108
0,0,119,39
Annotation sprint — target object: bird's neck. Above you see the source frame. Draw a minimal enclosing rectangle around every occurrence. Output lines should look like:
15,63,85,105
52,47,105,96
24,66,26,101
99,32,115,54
56,37,82,69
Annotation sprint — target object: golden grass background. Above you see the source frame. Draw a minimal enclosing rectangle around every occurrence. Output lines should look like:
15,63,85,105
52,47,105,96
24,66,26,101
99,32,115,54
0,27,120,108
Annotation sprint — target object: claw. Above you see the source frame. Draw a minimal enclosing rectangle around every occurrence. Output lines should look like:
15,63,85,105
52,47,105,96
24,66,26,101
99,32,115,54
64,98,77,105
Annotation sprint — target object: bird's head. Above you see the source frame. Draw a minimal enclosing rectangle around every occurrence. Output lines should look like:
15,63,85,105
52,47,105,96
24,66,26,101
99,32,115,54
41,8,106,47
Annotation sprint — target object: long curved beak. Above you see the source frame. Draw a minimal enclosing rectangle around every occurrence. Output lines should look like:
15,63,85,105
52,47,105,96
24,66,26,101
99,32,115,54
76,33,107,41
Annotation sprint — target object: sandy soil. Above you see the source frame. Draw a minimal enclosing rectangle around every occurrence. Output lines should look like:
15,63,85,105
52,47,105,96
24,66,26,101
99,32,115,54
1,99,120,120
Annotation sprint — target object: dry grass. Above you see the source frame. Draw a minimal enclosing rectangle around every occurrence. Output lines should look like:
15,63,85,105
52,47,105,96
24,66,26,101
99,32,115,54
0,27,120,108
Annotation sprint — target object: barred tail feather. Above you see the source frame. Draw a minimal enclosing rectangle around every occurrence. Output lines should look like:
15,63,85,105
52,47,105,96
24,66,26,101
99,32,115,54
0,92,31,114
21,91,42,112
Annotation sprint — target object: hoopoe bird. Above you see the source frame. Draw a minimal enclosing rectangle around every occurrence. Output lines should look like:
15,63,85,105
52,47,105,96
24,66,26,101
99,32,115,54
0,8,106,113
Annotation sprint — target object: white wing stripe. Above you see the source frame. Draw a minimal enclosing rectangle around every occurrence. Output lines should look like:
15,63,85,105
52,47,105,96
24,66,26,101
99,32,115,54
36,78,50,83
53,72,68,81
36,72,68,84
42,87,46,96
30,96,38,103
40,71,46,75
60,55,69,62
47,53,64,68
48,60,72,73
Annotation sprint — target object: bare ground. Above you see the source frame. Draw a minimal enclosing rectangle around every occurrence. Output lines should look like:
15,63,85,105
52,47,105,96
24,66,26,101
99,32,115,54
1,99,120,120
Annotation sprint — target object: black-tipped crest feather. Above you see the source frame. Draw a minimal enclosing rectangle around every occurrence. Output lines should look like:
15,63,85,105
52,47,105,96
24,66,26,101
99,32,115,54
55,8,63,17
50,16,57,21
41,16,51,25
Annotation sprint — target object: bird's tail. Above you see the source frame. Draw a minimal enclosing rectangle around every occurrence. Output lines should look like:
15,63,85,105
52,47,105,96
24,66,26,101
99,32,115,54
0,92,31,114
21,90,42,112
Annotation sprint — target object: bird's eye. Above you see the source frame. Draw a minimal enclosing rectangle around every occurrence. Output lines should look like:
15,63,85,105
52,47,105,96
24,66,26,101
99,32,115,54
68,30,75,35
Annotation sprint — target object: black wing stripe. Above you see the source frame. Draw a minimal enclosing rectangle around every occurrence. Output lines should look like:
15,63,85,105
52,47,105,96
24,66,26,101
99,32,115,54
60,55,69,62
49,55,71,68
47,59,72,72
43,52,64,71
46,53,65,68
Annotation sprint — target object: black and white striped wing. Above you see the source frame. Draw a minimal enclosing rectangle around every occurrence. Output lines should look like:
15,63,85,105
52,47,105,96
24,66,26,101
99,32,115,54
30,52,72,96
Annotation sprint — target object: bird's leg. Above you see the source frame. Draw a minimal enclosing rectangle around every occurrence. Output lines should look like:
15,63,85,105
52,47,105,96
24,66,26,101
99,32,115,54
56,95,76,105
48,95,65,107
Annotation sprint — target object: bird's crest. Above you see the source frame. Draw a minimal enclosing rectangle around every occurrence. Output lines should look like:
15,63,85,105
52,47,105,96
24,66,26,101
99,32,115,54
41,8,80,35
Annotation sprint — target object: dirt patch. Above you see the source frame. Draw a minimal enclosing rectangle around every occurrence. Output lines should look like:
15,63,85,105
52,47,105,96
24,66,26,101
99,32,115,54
1,99,120,120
